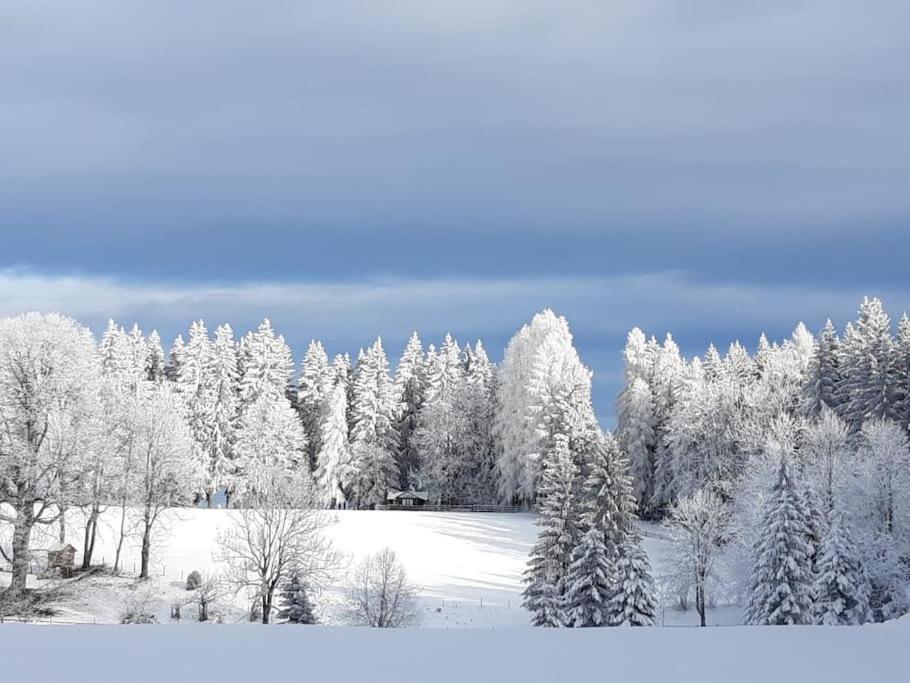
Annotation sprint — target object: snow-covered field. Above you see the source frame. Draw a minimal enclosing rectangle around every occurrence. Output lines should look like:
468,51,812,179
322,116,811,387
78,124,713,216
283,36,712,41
2,620,908,683
2,509,740,627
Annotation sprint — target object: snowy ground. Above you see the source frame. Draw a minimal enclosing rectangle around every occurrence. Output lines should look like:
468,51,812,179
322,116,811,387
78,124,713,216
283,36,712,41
1,619,908,683
1,509,740,627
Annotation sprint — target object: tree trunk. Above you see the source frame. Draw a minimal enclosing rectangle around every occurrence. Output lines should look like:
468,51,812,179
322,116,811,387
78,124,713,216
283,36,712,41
139,518,152,579
206,491,213,508
82,505,101,570
58,505,67,545
9,504,35,595
696,582,706,627
114,504,128,572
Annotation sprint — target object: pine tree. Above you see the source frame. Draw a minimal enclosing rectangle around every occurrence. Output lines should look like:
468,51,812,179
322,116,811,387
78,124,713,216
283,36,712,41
204,323,240,505
745,455,816,625
176,320,213,502
562,526,613,627
297,340,333,472
315,383,354,507
893,313,910,432
522,433,577,626
348,338,400,507
802,319,842,417
394,332,425,487
277,571,317,624
840,297,897,430
813,512,869,625
617,377,656,519
238,318,295,406
606,527,657,626
145,330,166,382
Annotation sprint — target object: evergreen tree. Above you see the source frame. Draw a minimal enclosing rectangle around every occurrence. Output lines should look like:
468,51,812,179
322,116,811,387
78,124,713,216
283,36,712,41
277,571,317,624
893,313,910,433
562,526,612,627
745,455,816,625
522,433,578,626
297,340,333,472
145,330,166,382
394,332,426,487
238,318,295,406
315,383,354,507
204,323,240,505
839,297,897,430
606,527,657,626
802,319,842,417
617,377,656,519
348,338,400,507
813,512,869,625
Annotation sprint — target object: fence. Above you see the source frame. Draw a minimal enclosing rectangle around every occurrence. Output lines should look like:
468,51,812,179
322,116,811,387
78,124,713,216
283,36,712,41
374,504,529,513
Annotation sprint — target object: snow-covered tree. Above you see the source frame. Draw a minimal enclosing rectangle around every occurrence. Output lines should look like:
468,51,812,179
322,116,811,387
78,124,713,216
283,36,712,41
667,489,731,627
174,320,213,502
348,338,399,508
203,324,240,505
745,454,816,626
813,512,869,625
606,527,657,626
0,313,101,595
802,319,842,417
802,408,852,515
315,383,354,507
238,318,295,406
133,383,196,579
562,526,613,627
217,465,337,624
495,310,595,504
297,340,333,472
839,298,897,430
522,433,578,626
616,327,660,517
233,392,308,504
394,333,426,487
856,418,910,537
277,570,318,624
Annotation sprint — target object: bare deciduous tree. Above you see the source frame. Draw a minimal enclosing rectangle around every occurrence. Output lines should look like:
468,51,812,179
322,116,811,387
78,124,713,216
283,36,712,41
344,547,421,627
217,466,338,624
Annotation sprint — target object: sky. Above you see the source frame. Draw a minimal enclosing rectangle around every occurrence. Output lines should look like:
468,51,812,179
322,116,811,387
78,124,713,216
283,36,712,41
2,1,909,425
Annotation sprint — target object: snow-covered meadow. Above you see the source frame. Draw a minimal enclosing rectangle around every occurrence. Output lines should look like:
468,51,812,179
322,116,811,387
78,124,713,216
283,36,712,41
2,618,908,683
2,509,737,628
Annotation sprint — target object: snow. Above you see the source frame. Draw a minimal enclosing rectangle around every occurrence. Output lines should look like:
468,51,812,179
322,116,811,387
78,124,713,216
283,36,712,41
2,510,742,627
1,619,908,683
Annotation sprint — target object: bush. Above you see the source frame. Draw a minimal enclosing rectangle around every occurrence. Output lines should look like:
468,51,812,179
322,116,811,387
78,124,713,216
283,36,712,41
186,570,202,591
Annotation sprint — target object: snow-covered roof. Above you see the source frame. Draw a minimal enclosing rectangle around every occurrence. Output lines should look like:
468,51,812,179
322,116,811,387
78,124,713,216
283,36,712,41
48,543,76,553
387,489,429,501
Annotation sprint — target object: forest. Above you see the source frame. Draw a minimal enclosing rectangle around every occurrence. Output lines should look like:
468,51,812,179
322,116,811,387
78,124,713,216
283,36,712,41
0,298,908,628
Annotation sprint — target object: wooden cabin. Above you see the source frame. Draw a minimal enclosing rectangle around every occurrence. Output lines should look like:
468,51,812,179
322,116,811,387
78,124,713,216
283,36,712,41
386,489,429,507
47,543,77,578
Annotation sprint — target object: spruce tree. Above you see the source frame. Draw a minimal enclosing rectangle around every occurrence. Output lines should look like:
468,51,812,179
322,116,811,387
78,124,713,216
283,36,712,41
745,455,816,625
802,319,842,417
394,332,426,488
522,433,577,627
606,527,657,626
297,340,333,472
277,571,317,624
562,526,612,627
840,297,897,430
813,512,869,625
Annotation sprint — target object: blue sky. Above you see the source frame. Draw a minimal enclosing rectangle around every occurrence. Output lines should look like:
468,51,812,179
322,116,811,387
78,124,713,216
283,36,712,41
2,1,909,424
